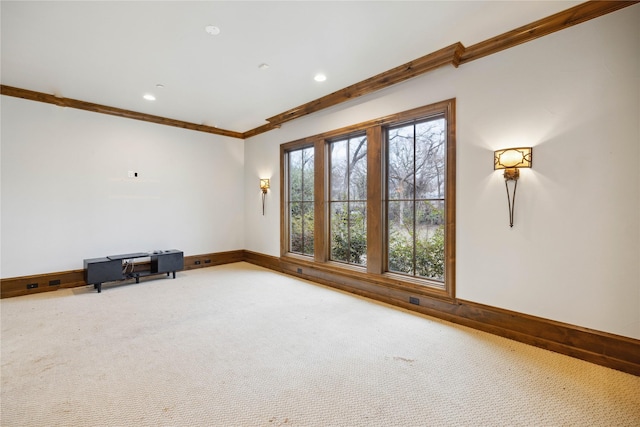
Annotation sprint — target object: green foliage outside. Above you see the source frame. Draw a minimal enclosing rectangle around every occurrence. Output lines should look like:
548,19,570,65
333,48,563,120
288,120,446,278
290,205,314,256
330,208,366,265
388,225,445,281
329,204,444,279
289,146,315,256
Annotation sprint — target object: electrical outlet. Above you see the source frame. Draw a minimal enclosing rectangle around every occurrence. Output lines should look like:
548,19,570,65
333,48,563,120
194,260,201,265
204,259,211,264
27,283,38,289
409,297,420,305
297,268,302,274
49,279,61,286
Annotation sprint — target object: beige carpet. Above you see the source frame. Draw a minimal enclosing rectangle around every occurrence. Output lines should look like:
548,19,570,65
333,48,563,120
1,262,639,426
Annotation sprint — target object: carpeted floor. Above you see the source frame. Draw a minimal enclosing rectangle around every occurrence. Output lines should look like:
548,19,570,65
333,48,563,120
1,262,639,426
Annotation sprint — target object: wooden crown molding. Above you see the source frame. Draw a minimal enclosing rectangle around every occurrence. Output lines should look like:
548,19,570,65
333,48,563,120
1,1,636,140
0,85,244,139
246,0,637,137
243,122,281,139
263,43,464,128
458,0,638,64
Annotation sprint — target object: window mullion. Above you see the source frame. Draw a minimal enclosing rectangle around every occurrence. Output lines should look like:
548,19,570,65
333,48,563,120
346,138,351,264
416,125,420,276
366,126,383,274
313,138,326,263
300,154,305,254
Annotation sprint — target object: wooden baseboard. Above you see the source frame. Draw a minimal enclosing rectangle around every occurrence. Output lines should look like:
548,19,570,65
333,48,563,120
3,250,639,376
243,250,281,271
0,250,245,298
244,251,640,376
183,250,245,270
406,298,640,377
0,269,86,299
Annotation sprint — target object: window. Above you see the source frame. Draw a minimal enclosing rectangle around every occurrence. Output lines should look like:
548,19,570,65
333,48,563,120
287,145,314,256
281,100,455,298
387,117,445,281
329,134,368,266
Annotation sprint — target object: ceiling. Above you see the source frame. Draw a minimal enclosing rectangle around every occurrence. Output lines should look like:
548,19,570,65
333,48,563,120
1,1,581,135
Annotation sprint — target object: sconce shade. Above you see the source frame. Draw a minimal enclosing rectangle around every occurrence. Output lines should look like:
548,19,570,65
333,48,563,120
494,147,532,170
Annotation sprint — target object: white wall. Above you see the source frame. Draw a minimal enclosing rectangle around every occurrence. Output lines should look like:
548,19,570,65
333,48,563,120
1,97,245,277
244,7,640,339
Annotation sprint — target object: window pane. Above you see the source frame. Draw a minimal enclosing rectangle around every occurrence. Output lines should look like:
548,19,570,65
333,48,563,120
350,201,367,266
386,115,447,282
302,202,314,256
330,202,349,263
289,202,303,254
416,199,444,227
288,146,314,257
330,140,348,201
388,125,415,200
388,200,414,275
328,135,367,267
330,201,367,266
289,150,303,202
302,147,314,201
415,119,446,200
415,200,445,281
349,136,367,201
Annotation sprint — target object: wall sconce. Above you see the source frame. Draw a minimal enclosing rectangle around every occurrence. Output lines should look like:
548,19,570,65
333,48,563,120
494,147,532,227
260,178,270,215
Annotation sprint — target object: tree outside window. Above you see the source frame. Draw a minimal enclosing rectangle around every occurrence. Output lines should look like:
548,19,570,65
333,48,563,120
281,100,455,297
288,146,314,256
329,135,367,266
387,118,446,281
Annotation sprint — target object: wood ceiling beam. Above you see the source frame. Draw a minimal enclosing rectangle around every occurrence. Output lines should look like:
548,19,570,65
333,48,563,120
0,85,244,140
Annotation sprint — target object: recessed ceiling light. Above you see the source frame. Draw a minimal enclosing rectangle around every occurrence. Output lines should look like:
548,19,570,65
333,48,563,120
314,73,327,82
205,25,221,36
143,94,156,101
258,63,270,70
155,84,165,89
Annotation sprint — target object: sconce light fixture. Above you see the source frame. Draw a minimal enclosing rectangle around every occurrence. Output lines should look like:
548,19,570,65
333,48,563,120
494,147,532,227
260,178,270,215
